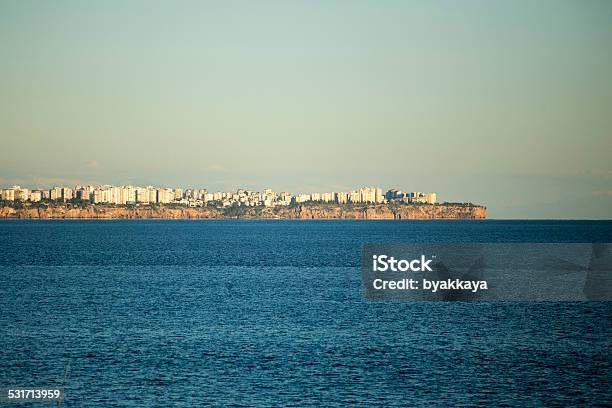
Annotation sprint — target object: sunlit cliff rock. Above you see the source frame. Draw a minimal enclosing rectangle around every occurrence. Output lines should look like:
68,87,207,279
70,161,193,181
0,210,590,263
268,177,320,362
1,203,486,219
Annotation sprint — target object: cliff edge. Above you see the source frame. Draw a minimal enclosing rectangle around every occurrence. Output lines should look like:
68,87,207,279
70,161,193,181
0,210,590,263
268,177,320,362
0,203,486,220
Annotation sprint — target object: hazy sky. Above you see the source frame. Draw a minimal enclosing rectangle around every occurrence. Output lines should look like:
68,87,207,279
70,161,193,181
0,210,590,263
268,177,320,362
1,0,611,218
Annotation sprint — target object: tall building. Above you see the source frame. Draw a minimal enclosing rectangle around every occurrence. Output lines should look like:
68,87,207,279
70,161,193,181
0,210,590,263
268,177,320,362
61,187,73,201
348,190,361,203
50,187,62,201
147,187,158,203
375,187,384,203
75,187,91,201
277,192,292,206
93,187,113,204
1,188,16,201
321,192,334,203
294,194,310,203
29,190,42,202
93,189,104,203
135,187,151,204
156,188,173,204
409,192,429,203
123,186,136,204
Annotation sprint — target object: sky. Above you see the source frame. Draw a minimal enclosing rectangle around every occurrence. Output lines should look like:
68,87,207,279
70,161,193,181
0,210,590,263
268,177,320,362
0,0,611,218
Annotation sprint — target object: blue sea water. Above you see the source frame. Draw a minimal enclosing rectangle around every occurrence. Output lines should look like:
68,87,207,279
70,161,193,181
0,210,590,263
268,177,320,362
0,220,611,407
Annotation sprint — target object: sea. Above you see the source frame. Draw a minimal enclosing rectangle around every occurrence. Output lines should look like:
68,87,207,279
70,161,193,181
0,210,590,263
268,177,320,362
1,220,611,407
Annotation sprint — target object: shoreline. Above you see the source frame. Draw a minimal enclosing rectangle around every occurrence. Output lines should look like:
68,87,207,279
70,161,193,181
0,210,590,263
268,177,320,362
0,203,486,220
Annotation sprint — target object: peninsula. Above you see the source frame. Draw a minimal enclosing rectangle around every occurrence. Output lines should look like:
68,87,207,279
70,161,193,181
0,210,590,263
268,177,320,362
0,184,485,219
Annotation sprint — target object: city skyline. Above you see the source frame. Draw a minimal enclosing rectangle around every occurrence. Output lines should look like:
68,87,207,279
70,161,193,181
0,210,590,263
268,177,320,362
1,1,611,219
0,183,438,208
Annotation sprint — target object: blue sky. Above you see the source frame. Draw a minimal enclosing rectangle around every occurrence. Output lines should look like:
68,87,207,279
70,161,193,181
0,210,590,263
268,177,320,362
1,1,611,218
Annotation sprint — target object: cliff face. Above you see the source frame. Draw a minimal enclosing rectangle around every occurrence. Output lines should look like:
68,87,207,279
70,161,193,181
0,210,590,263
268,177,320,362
0,204,486,220
0,206,223,219
293,205,485,219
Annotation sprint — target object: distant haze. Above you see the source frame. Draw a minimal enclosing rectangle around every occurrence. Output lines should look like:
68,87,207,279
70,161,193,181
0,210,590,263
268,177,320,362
1,1,611,218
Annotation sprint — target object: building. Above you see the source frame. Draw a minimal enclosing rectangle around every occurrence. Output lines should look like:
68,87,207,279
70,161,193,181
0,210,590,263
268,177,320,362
75,187,91,201
135,187,152,204
348,190,361,203
0,183,439,209
375,187,384,203
409,192,436,204
61,187,73,201
321,192,334,203
156,188,173,204
1,188,16,201
29,190,42,202
50,187,62,201
93,187,111,204
122,186,136,204
385,189,400,200
294,194,310,203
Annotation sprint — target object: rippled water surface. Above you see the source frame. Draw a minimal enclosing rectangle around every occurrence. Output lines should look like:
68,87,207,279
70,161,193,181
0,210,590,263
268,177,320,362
1,220,611,406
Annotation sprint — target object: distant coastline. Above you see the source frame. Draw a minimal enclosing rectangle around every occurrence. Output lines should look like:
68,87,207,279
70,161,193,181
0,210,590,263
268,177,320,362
0,202,486,220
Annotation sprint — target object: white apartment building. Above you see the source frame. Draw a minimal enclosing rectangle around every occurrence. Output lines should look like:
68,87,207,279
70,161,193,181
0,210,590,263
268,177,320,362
29,190,42,202
75,188,90,201
93,187,112,204
61,187,73,201
408,192,437,204
50,187,62,201
359,187,375,203
122,186,136,204
135,187,156,204
348,190,360,203
294,194,310,203
1,188,16,201
156,188,173,204
375,187,384,203
277,192,292,206
321,192,334,203
1,186,29,201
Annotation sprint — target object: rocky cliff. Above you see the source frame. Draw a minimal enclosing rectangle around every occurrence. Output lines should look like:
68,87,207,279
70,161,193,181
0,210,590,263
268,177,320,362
0,203,486,220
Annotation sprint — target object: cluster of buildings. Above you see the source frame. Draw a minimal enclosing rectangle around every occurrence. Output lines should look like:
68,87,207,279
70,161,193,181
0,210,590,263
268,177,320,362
385,189,437,204
1,185,437,207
